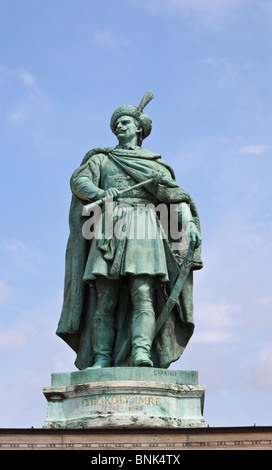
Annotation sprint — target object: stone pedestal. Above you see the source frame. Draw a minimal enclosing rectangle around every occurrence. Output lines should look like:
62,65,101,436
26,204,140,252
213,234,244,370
43,368,205,429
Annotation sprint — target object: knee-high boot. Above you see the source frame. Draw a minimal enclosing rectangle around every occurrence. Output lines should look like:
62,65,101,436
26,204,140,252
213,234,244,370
131,309,155,367
91,314,115,369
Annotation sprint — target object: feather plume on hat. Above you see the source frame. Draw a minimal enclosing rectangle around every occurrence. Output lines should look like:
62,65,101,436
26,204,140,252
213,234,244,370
110,92,154,140
138,91,154,112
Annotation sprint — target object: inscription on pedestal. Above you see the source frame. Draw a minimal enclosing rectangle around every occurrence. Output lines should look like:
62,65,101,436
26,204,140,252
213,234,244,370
83,394,162,413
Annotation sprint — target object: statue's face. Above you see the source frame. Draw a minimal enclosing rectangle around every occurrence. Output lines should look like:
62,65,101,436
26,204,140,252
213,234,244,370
115,115,140,144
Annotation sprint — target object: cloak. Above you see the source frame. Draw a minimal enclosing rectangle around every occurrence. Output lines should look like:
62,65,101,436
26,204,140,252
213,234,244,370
56,147,203,369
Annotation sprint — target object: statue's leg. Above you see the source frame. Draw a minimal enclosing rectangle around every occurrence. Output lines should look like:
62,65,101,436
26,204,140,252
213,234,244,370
130,275,155,367
91,276,119,369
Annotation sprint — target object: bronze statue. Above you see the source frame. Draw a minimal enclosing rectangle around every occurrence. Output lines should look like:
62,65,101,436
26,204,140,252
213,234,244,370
56,92,202,369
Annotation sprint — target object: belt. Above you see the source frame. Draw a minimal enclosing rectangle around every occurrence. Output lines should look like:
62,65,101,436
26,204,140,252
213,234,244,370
116,197,157,206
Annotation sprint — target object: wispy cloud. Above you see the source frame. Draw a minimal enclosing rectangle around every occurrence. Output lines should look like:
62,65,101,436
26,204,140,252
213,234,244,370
0,63,50,125
92,27,130,51
239,144,267,156
239,343,272,392
128,0,251,26
8,88,50,125
0,64,37,86
2,239,42,275
193,301,238,343
0,280,14,304
0,324,27,351
18,69,37,88
201,57,228,68
261,0,272,15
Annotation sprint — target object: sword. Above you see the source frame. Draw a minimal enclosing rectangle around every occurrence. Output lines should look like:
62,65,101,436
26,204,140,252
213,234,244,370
155,242,195,336
82,171,165,215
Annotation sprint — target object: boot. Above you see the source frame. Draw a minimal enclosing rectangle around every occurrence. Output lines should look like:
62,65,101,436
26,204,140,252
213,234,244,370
91,315,115,368
131,309,155,367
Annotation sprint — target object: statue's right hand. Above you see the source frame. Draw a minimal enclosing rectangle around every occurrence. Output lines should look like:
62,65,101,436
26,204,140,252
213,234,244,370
103,187,120,198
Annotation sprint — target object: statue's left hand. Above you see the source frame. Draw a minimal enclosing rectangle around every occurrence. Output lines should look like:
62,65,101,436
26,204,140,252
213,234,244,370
185,221,201,249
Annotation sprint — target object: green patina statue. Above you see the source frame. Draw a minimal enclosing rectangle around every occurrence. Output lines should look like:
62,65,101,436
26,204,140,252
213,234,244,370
56,92,203,370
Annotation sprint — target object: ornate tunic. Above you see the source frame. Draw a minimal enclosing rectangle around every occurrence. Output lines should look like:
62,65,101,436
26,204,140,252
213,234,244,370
71,148,174,284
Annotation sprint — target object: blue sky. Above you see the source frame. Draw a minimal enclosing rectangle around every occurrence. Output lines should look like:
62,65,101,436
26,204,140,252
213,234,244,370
1,0,272,428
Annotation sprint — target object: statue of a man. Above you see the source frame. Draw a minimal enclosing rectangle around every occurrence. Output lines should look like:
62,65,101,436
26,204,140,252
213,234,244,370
56,92,203,370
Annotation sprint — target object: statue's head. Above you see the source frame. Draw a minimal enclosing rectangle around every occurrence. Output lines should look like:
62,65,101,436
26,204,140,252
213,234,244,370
110,92,154,146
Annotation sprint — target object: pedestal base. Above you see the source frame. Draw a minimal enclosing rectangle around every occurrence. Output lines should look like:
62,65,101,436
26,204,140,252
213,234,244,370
43,368,205,429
